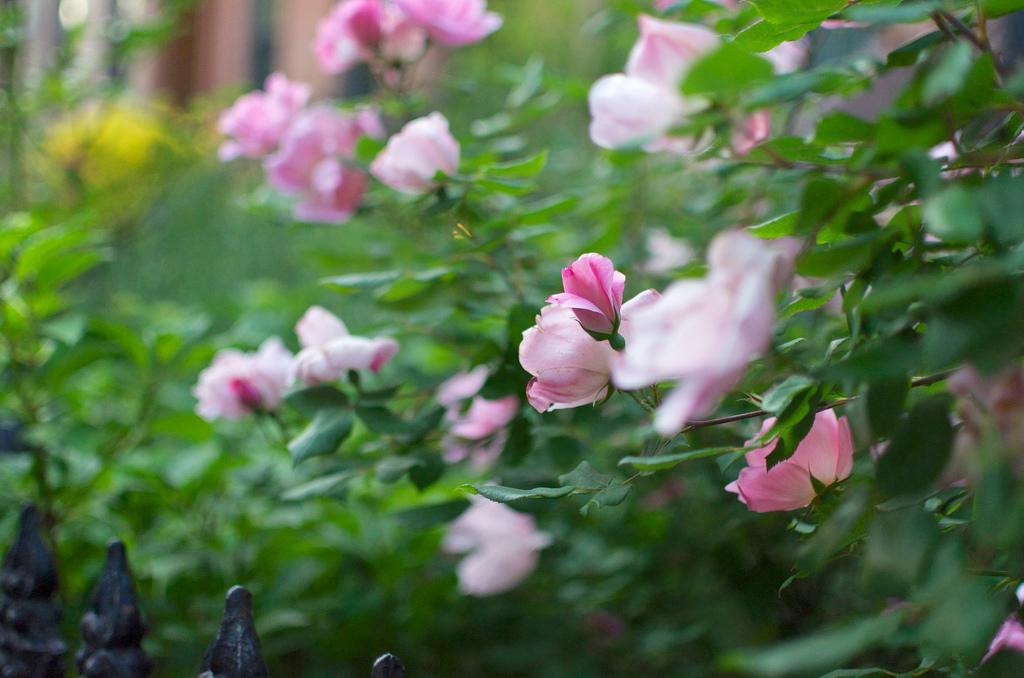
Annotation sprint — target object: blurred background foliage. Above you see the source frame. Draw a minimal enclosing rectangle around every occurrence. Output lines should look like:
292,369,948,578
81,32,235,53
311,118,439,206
3,0,1024,676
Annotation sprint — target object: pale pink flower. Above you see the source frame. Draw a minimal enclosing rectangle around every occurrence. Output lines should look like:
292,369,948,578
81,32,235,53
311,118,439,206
218,73,310,161
725,409,855,512
521,290,660,412
948,364,1024,479
626,15,719,89
450,396,518,439
437,365,489,408
733,110,771,156
984,584,1024,663
438,367,518,469
313,0,427,74
265,105,382,223
588,74,690,151
613,231,793,434
442,496,550,596
292,306,398,384
643,229,695,274
443,395,519,469
394,0,502,47
764,39,809,75
370,112,460,194
193,338,294,420
548,253,626,335
588,16,718,153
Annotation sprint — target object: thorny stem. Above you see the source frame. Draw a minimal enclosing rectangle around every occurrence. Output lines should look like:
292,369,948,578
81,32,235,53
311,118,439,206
676,369,957,435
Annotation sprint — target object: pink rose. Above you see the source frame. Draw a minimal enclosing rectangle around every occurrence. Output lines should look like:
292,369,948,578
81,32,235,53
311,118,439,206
520,290,661,412
292,305,398,384
643,229,695,274
764,39,808,75
948,364,1024,479
588,16,718,153
588,74,689,151
449,396,518,440
437,365,489,408
265,105,382,223
625,15,719,89
443,396,519,469
732,109,772,156
437,367,518,469
612,231,793,434
370,112,460,194
548,253,626,335
193,338,294,420
984,585,1024,663
313,0,427,74
442,496,550,596
725,409,855,512
394,0,502,47
218,73,310,161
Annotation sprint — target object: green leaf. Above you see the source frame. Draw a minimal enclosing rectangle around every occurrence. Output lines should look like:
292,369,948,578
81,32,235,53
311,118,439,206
761,375,817,415
887,30,943,67
797,233,881,277
375,456,424,483
354,135,386,164
797,488,870,572
281,471,354,501
354,405,415,435
321,270,402,292
682,43,774,97
618,446,742,471
750,211,799,238
288,410,354,465
845,0,940,23
719,612,904,677
863,507,939,594
485,150,548,178
557,460,613,491
286,385,350,417
733,20,818,51
815,111,875,144
923,42,974,106
749,0,846,25
980,0,1024,17
580,484,631,516
500,415,533,466
468,484,575,502
408,453,445,490
391,500,470,529
876,396,953,498
474,176,537,195
864,378,910,439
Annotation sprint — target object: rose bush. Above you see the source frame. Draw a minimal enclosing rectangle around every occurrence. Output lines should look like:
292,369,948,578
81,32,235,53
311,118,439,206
5,0,1024,674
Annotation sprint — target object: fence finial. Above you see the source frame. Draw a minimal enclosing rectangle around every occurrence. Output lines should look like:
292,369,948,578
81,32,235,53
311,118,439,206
371,652,406,678
0,504,67,677
76,539,152,677
199,585,270,678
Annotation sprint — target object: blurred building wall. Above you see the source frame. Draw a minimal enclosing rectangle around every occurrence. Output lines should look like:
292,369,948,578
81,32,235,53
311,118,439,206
21,0,340,103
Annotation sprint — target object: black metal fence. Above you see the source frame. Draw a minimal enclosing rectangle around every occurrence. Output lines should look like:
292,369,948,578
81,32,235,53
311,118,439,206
0,505,406,677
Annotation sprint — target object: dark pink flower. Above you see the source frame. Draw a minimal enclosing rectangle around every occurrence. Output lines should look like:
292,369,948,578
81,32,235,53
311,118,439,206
725,410,854,513
193,338,294,420
218,73,310,161
548,253,626,335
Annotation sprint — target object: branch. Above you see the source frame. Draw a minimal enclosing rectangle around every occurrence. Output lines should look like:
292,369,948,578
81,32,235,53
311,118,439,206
933,10,1010,81
678,369,957,434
